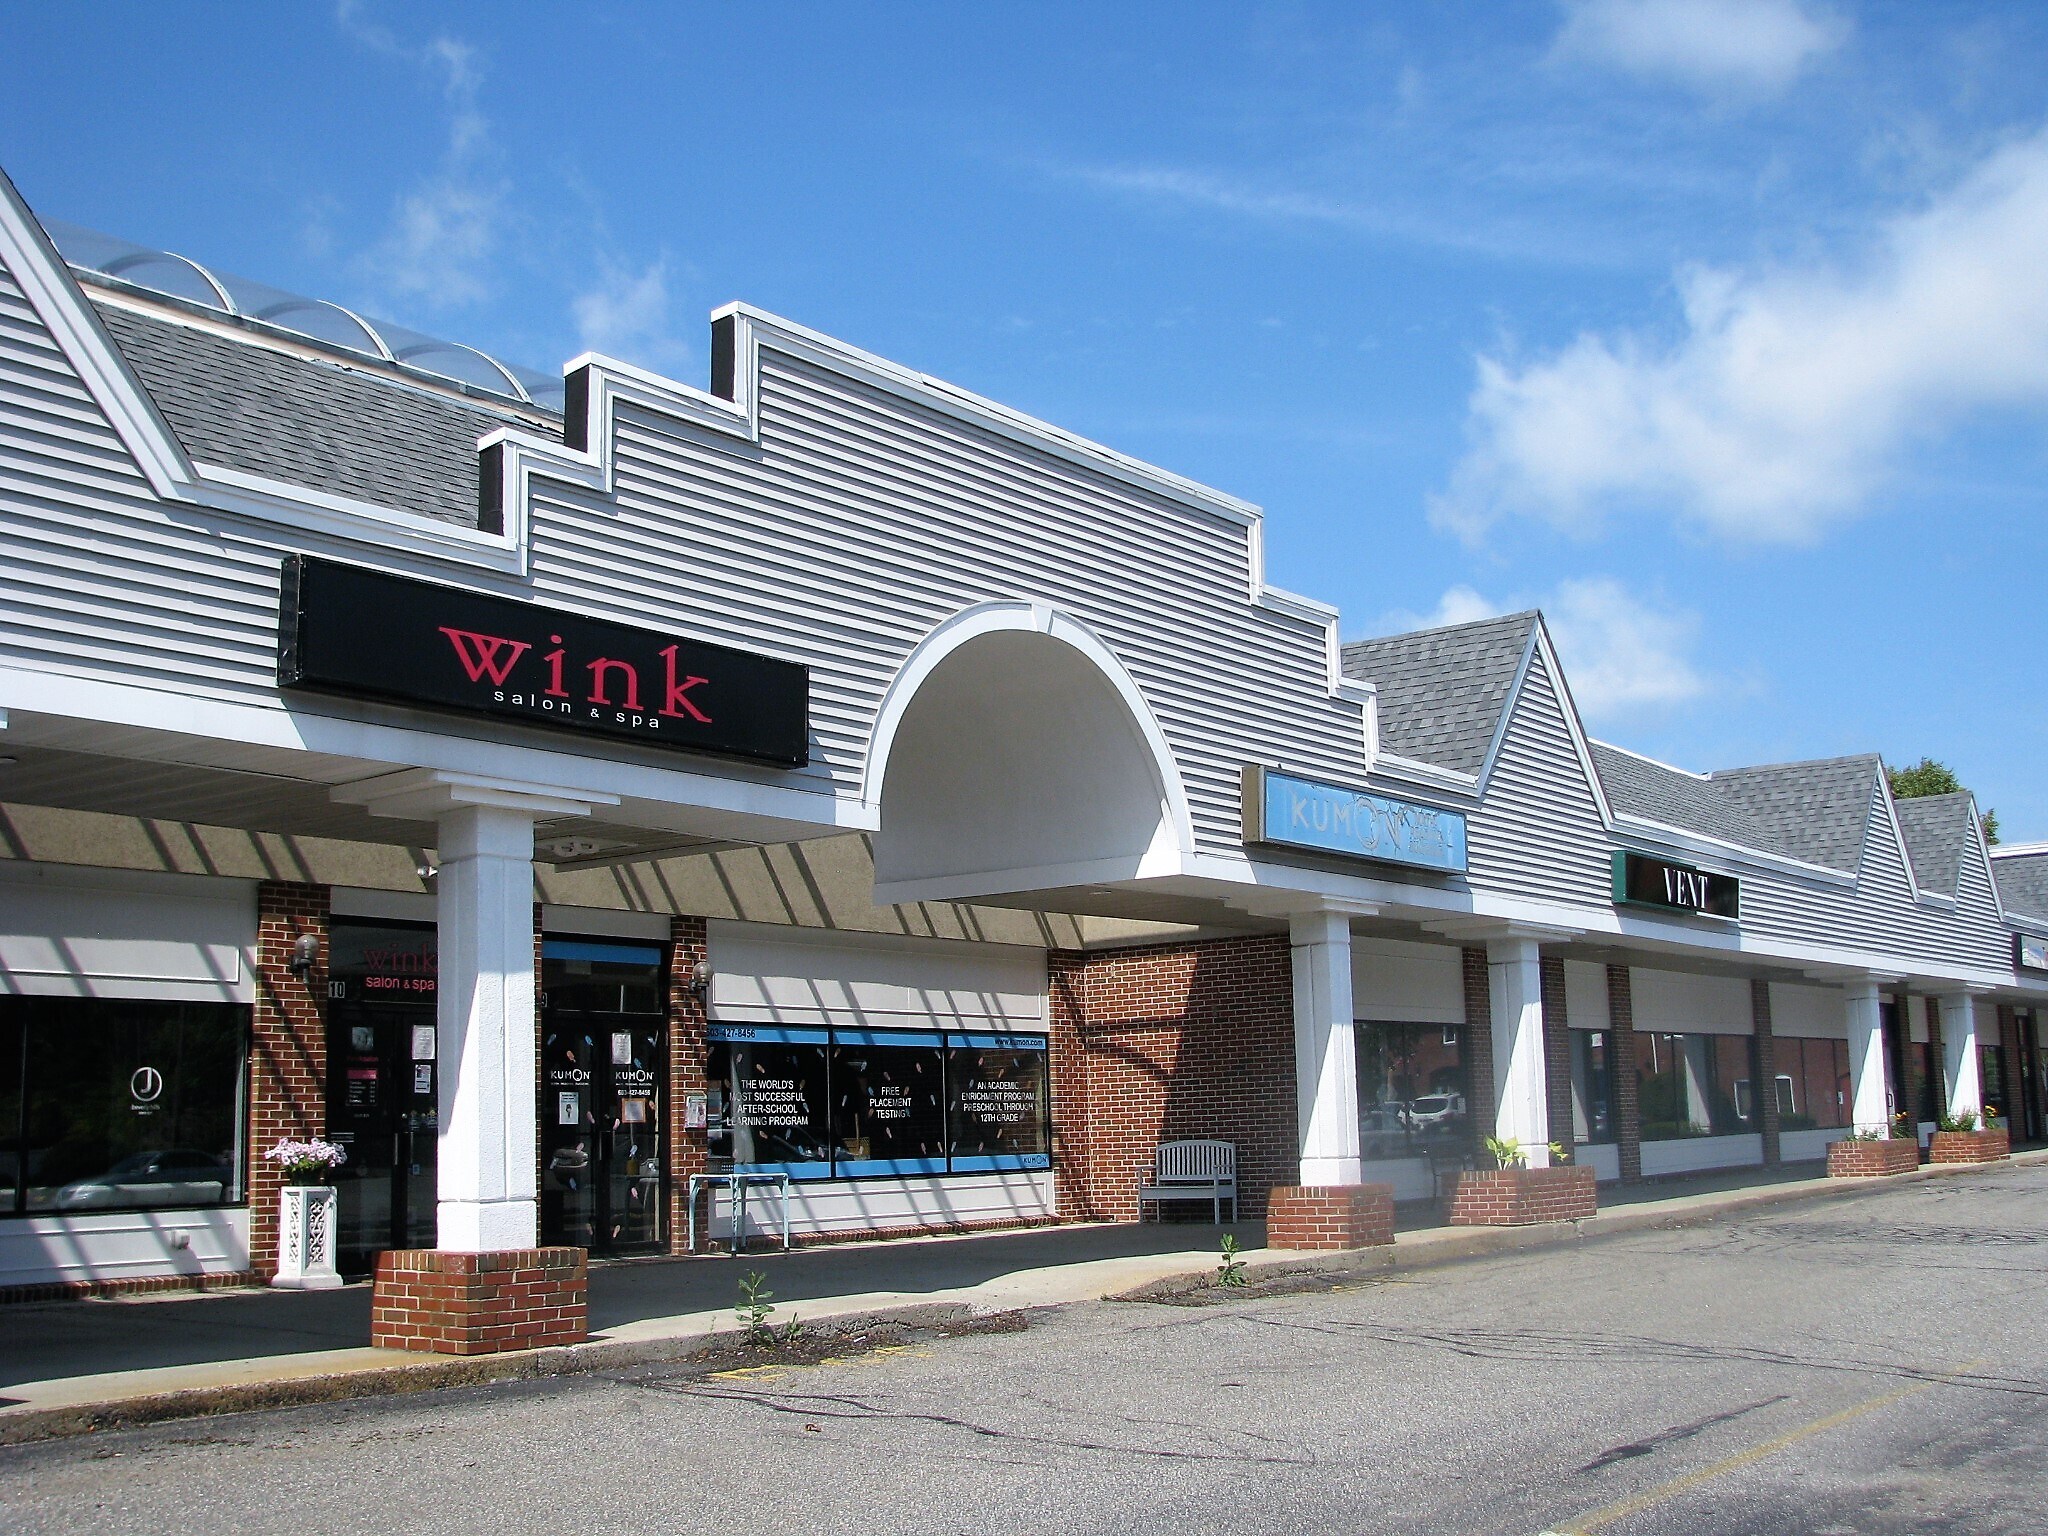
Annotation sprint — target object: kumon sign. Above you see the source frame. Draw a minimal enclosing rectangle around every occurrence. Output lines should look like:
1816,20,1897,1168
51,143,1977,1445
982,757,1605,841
1240,765,1468,873
278,556,809,766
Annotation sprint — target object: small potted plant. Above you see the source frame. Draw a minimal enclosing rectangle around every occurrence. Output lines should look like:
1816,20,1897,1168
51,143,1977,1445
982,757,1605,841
267,1137,347,1289
1447,1136,1597,1226
1928,1105,2010,1165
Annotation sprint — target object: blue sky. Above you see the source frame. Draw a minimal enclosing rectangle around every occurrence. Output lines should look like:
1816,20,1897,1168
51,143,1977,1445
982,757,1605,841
5,2,2048,835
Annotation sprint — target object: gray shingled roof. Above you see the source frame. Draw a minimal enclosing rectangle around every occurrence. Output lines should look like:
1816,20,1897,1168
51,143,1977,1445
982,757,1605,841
1590,743,1789,856
1892,792,1972,896
95,300,522,528
1704,756,1880,873
1341,612,1535,776
1992,852,2048,922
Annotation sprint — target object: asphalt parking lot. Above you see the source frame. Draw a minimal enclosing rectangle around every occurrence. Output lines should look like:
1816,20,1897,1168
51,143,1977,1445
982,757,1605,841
5,1163,2045,1536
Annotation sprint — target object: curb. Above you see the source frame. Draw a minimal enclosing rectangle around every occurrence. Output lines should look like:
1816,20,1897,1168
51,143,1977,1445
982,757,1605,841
5,1152,2041,1446
0,1300,982,1448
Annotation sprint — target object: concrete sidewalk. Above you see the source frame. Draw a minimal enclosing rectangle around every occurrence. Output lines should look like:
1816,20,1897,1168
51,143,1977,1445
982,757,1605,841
3,1153,2040,1444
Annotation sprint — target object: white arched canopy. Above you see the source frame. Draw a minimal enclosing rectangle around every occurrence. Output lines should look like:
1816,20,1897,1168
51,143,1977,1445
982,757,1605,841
864,603,1194,906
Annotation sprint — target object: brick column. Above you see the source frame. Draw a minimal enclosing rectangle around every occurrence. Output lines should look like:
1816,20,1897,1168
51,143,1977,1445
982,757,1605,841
1540,954,1572,1154
1752,978,1780,1166
1460,946,1496,1141
1925,998,1945,1118
667,915,709,1251
249,882,331,1280
1894,993,1922,1132
1608,964,1640,1183
1047,950,1096,1219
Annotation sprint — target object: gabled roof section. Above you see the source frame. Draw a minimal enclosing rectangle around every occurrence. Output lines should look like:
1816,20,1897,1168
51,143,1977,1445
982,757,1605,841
1891,791,1973,897
95,298,523,530
1341,611,1536,777
1590,742,1788,856
1704,755,1882,873
1990,848,2048,924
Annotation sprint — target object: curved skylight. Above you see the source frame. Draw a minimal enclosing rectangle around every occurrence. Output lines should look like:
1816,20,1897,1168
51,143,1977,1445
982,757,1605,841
42,218,564,413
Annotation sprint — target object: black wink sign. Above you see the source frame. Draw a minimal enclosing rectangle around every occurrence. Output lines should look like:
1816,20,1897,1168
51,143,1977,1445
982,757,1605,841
278,556,809,766
1611,851,1740,920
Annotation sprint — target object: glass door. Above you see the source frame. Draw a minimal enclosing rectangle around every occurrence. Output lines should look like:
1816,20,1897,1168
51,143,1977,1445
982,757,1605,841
326,918,439,1277
539,939,666,1257
326,1000,437,1275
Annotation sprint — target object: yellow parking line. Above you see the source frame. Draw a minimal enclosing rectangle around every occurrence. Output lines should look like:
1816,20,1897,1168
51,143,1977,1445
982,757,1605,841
1541,1359,1986,1536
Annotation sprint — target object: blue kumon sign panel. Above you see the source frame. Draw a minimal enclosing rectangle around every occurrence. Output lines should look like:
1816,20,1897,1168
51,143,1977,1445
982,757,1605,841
1240,765,1468,873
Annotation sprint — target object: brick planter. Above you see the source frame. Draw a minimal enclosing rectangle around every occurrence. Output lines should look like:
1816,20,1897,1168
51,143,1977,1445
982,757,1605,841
1448,1165,1597,1226
1264,1184,1395,1250
1928,1128,2010,1164
371,1248,587,1356
1827,1138,1920,1177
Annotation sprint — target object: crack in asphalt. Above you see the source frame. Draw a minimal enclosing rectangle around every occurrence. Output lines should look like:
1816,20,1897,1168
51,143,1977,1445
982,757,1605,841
1229,1315,2048,1399
632,1378,1318,1467
1577,1394,1791,1471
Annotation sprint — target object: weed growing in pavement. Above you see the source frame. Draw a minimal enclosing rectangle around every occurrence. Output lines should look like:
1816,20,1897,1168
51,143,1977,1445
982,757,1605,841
737,1270,778,1345
1217,1233,1247,1288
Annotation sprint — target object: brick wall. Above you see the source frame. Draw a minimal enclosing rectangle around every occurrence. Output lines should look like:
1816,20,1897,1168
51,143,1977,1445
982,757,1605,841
371,1247,586,1354
1541,954,1572,1154
1048,934,1295,1220
1447,1165,1597,1225
667,915,710,1251
1608,965,1640,1183
1752,978,1780,1166
1266,1184,1393,1250
1461,947,1496,1137
249,882,331,1279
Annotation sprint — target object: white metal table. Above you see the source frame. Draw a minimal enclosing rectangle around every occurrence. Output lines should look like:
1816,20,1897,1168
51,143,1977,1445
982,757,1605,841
686,1169,792,1253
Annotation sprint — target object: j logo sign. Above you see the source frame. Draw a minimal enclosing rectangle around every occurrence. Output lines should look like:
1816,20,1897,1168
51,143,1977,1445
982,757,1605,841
130,1066,165,1107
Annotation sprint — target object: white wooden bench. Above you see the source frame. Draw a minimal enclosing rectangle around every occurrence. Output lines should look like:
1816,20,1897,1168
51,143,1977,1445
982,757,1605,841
1137,1139,1238,1223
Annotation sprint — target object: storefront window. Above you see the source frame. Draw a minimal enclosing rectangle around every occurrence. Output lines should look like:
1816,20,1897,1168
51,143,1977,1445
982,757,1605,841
706,1025,1050,1179
1915,1040,1944,1125
1777,1037,1851,1130
831,1030,948,1176
708,1028,833,1178
1570,1030,1616,1145
947,1036,1050,1171
540,941,664,1015
1638,1032,1758,1140
1355,1021,1469,1161
0,997,246,1216
1980,1045,2009,1124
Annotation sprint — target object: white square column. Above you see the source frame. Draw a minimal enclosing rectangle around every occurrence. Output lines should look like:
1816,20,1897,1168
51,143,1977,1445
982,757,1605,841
435,803,544,1250
1843,979,1891,1136
333,769,618,1253
1487,936,1551,1166
1290,908,1362,1186
1937,992,1983,1123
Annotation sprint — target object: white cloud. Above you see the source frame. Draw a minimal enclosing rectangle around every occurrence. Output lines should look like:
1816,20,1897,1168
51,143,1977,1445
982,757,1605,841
1374,578,1708,722
1552,0,1847,97
571,258,690,372
1545,576,1709,718
339,4,506,309
1435,123,2048,544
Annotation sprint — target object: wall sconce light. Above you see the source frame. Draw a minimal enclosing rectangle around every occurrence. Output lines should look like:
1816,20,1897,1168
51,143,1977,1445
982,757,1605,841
287,932,319,982
415,863,439,883
686,961,712,999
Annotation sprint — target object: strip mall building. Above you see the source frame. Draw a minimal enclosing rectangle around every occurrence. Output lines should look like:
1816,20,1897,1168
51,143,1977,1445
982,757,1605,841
2,165,2044,1332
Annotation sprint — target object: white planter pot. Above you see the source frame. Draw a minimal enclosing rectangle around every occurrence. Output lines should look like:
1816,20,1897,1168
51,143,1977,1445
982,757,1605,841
271,1185,343,1289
